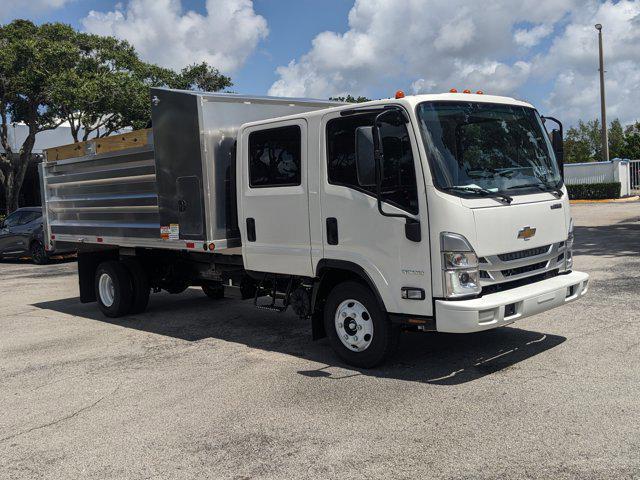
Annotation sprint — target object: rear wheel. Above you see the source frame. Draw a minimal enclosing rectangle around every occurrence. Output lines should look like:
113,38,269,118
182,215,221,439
122,258,150,314
30,241,48,265
324,281,399,368
95,261,133,318
202,283,224,299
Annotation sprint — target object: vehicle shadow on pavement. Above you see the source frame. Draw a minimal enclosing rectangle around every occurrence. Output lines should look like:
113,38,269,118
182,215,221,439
32,290,566,386
573,222,640,257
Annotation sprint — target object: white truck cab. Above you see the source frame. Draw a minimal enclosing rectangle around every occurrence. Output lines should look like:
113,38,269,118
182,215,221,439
40,88,588,368
236,91,588,364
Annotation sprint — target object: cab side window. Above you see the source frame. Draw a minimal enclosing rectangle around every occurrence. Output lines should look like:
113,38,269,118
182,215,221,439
249,126,301,188
326,114,419,214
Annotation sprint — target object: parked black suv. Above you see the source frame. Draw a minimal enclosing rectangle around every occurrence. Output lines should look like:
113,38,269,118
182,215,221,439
0,207,74,264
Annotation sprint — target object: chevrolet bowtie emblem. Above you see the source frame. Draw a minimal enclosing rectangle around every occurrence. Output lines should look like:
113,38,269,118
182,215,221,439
517,226,536,240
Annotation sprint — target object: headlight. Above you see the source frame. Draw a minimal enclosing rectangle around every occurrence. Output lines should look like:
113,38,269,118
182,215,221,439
443,251,478,269
441,232,482,298
565,218,574,270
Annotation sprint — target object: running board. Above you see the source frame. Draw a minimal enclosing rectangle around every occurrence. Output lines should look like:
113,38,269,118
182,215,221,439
253,273,294,313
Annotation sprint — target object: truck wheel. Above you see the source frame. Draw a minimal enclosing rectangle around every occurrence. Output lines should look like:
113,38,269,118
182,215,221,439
30,241,49,265
202,283,224,299
122,258,150,314
323,281,399,368
95,261,133,318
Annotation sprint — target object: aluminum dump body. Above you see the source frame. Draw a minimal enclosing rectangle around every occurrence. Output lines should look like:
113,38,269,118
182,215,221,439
40,89,339,253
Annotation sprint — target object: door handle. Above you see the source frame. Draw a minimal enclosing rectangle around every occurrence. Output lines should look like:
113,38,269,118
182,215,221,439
246,218,256,242
326,217,338,245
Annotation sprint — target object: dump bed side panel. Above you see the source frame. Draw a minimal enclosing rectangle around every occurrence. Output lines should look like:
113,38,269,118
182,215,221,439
42,136,160,241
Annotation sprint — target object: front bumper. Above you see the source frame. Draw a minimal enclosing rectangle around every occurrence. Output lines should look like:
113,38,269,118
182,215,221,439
435,270,589,333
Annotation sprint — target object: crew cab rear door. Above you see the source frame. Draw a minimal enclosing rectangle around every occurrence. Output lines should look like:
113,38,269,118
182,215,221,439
238,119,313,276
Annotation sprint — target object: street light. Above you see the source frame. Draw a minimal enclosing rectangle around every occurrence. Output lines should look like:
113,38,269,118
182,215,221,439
595,23,609,162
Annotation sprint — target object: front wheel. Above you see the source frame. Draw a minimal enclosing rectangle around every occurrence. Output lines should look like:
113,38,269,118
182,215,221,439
324,281,399,368
30,241,49,265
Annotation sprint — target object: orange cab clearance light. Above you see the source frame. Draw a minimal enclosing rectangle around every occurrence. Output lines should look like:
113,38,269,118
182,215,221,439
395,90,405,99
449,88,458,93
476,90,484,95
463,89,471,94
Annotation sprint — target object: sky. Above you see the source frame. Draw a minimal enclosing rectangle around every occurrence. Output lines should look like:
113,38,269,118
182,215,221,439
1,0,639,128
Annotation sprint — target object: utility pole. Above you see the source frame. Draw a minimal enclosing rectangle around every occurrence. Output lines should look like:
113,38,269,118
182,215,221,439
595,23,609,162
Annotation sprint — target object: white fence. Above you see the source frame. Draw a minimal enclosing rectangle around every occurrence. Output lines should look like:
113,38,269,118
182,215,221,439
630,160,640,191
563,159,633,197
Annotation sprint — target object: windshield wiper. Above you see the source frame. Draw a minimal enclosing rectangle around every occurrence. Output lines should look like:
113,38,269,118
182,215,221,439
442,186,513,204
507,183,564,198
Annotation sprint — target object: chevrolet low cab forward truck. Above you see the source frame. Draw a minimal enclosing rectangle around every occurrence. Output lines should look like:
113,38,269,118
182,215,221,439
40,88,589,367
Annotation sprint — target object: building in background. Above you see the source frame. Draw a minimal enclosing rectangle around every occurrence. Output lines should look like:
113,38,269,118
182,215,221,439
0,123,100,210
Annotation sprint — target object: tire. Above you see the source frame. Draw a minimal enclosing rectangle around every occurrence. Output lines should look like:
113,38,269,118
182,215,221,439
122,258,150,314
30,241,49,265
202,283,224,299
324,281,399,368
95,260,134,318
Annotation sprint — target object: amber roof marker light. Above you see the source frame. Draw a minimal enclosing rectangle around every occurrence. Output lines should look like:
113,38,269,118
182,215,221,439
395,90,405,99
449,88,458,93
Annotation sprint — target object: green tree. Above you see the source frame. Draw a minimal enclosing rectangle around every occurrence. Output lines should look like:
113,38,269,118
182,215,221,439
0,20,231,214
1,21,71,214
49,39,232,141
564,120,601,163
608,118,625,159
621,122,640,159
330,95,372,103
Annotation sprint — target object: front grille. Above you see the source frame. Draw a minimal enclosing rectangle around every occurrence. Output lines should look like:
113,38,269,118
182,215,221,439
501,260,547,277
497,245,550,261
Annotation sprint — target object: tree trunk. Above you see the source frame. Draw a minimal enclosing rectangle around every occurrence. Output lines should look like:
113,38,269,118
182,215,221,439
4,128,37,214
4,167,16,215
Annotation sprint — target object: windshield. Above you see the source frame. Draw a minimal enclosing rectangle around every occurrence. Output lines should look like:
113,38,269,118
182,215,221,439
416,101,562,195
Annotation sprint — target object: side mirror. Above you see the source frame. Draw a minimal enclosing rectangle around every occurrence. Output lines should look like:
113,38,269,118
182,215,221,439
542,116,564,180
551,129,564,179
355,126,376,187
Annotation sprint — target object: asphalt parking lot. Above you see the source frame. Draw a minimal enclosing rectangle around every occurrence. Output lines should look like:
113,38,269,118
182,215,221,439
1,202,639,479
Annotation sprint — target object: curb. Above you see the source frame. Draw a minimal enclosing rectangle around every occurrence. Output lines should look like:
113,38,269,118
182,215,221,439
570,196,640,204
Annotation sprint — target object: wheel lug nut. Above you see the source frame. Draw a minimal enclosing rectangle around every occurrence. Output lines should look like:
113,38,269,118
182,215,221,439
357,325,362,330
341,312,346,318
353,336,358,341
343,335,349,341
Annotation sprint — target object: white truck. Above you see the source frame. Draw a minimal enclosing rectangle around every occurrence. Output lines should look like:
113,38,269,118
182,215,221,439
40,87,589,367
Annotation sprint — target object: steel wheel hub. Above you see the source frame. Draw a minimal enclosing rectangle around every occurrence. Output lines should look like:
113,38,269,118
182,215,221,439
334,299,374,352
98,273,115,307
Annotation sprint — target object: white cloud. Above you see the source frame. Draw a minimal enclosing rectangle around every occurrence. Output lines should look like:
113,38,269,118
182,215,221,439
0,0,74,20
81,0,268,73
514,24,553,47
538,0,640,125
269,0,577,98
269,0,640,127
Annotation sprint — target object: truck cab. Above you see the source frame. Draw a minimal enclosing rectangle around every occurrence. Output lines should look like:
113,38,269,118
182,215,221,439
237,92,588,366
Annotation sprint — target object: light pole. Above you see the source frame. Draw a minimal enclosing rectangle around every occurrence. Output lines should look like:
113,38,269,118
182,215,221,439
595,23,609,162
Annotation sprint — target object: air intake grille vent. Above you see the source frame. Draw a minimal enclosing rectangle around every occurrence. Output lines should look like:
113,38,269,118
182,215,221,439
502,261,547,277
498,245,550,262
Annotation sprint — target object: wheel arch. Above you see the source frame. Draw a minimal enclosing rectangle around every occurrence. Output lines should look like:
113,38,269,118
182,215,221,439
311,259,387,340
